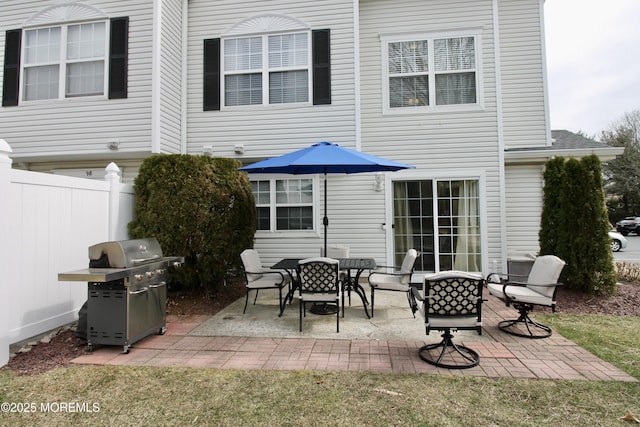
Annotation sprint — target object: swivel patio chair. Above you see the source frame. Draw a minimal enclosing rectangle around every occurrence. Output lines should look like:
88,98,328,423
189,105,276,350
240,249,290,315
297,257,342,332
487,255,566,338
411,271,484,369
368,249,418,317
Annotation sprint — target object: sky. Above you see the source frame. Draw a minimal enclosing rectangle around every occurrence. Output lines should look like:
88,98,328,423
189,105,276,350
544,0,640,137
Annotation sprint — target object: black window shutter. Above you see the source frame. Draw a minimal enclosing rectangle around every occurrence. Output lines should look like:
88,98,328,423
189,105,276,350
2,29,21,107
109,17,128,99
312,29,331,105
203,38,220,111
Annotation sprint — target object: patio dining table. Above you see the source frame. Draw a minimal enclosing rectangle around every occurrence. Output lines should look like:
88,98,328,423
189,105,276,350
272,258,376,318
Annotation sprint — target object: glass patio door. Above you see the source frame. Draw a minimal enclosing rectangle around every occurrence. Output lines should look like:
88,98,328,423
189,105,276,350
392,179,481,272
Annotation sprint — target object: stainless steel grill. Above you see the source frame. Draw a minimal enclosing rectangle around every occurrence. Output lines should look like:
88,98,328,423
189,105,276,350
59,238,183,353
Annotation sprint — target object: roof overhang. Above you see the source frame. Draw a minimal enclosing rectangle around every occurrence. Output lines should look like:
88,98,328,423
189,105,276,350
504,146,624,164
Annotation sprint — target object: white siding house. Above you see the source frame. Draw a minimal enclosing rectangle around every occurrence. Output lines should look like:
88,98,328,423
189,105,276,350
0,0,622,277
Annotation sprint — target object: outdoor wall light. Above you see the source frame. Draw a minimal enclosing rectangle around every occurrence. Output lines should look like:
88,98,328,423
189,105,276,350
107,139,120,151
374,172,385,192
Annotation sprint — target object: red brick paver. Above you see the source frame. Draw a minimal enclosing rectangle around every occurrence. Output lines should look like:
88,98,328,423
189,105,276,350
71,299,637,382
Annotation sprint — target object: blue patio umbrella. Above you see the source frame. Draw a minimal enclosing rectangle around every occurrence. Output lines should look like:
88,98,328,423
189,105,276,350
239,141,415,253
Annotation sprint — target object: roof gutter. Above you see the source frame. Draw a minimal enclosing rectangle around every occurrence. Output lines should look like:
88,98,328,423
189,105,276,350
504,146,625,164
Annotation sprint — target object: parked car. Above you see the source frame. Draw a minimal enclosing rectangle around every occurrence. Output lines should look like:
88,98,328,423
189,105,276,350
609,231,628,252
615,216,640,236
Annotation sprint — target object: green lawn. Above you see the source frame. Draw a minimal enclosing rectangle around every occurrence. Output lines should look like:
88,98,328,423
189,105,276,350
538,312,640,379
0,366,639,426
1,312,638,426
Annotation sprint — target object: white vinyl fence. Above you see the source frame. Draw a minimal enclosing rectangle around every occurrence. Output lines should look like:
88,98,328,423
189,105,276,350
0,140,134,367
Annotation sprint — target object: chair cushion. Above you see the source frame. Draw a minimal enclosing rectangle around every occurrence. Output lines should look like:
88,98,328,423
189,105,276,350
428,316,481,329
368,273,410,290
246,272,290,289
299,293,340,303
241,249,264,282
526,255,566,297
487,282,552,306
400,249,418,273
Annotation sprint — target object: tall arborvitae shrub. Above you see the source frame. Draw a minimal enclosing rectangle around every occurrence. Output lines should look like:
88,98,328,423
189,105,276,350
539,155,616,295
539,157,566,256
128,155,256,292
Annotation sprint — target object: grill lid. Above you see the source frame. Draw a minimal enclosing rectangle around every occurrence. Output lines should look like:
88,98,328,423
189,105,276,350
88,238,164,268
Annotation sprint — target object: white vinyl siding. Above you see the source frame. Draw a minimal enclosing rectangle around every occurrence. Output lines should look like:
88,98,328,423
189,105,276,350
498,0,548,149
158,0,184,154
505,164,543,255
187,0,356,160
0,0,155,159
360,0,503,270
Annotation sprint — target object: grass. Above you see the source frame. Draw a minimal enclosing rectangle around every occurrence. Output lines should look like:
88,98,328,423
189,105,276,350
0,366,639,426
537,312,640,379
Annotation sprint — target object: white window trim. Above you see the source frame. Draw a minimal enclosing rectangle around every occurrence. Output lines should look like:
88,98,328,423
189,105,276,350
19,20,109,104
384,168,488,275
380,29,484,116
220,31,313,110
252,174,320,238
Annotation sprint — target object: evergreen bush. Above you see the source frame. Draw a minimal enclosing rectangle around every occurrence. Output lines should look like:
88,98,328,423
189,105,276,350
128,155,255,292
539,155,616,295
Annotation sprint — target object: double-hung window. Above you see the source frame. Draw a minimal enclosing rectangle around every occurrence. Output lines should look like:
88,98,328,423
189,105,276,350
384,33,479,111
252,178,315,232
2,4,127,107
22,21,107,101
223,32,310,107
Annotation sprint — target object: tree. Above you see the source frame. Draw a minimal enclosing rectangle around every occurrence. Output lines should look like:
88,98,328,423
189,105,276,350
539,155,616,295
601,109,640,221
128,155,256,292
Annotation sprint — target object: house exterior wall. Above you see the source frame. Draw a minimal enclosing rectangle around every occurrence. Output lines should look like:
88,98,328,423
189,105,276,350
359,0,503,269
0,0,554,272
498,0,549,150
184,0,362,264
185,0,357,159
0,1,157,162
157,0,184,154
505,163,543,256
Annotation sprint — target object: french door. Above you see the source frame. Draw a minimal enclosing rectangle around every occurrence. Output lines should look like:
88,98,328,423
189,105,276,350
392,179,481,273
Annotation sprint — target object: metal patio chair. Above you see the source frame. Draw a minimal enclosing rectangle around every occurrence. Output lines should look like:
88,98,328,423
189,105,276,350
297,257,342,332
240,249,290,315
411,271,484,369
368,249,418,317
487,255,566,338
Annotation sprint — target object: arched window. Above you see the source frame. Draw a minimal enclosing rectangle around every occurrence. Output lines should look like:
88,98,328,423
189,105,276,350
2,4,128,106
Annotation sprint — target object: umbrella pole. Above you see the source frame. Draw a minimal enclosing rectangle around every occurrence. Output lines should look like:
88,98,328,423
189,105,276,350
323,172,328,255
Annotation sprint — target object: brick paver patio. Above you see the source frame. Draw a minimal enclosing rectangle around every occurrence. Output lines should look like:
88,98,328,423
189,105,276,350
71,295,637,382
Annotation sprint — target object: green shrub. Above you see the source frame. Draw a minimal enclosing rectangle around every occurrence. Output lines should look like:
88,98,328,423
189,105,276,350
128,155,255,292
539,155,616,295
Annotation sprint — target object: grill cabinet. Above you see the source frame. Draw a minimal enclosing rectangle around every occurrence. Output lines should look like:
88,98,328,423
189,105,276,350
59,238,183,353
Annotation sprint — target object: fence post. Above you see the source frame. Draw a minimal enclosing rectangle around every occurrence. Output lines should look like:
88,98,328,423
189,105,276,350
0,139,12,367
105,162,122,242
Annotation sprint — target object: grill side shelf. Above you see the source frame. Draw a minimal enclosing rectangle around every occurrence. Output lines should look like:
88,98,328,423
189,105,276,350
58,268,129,282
